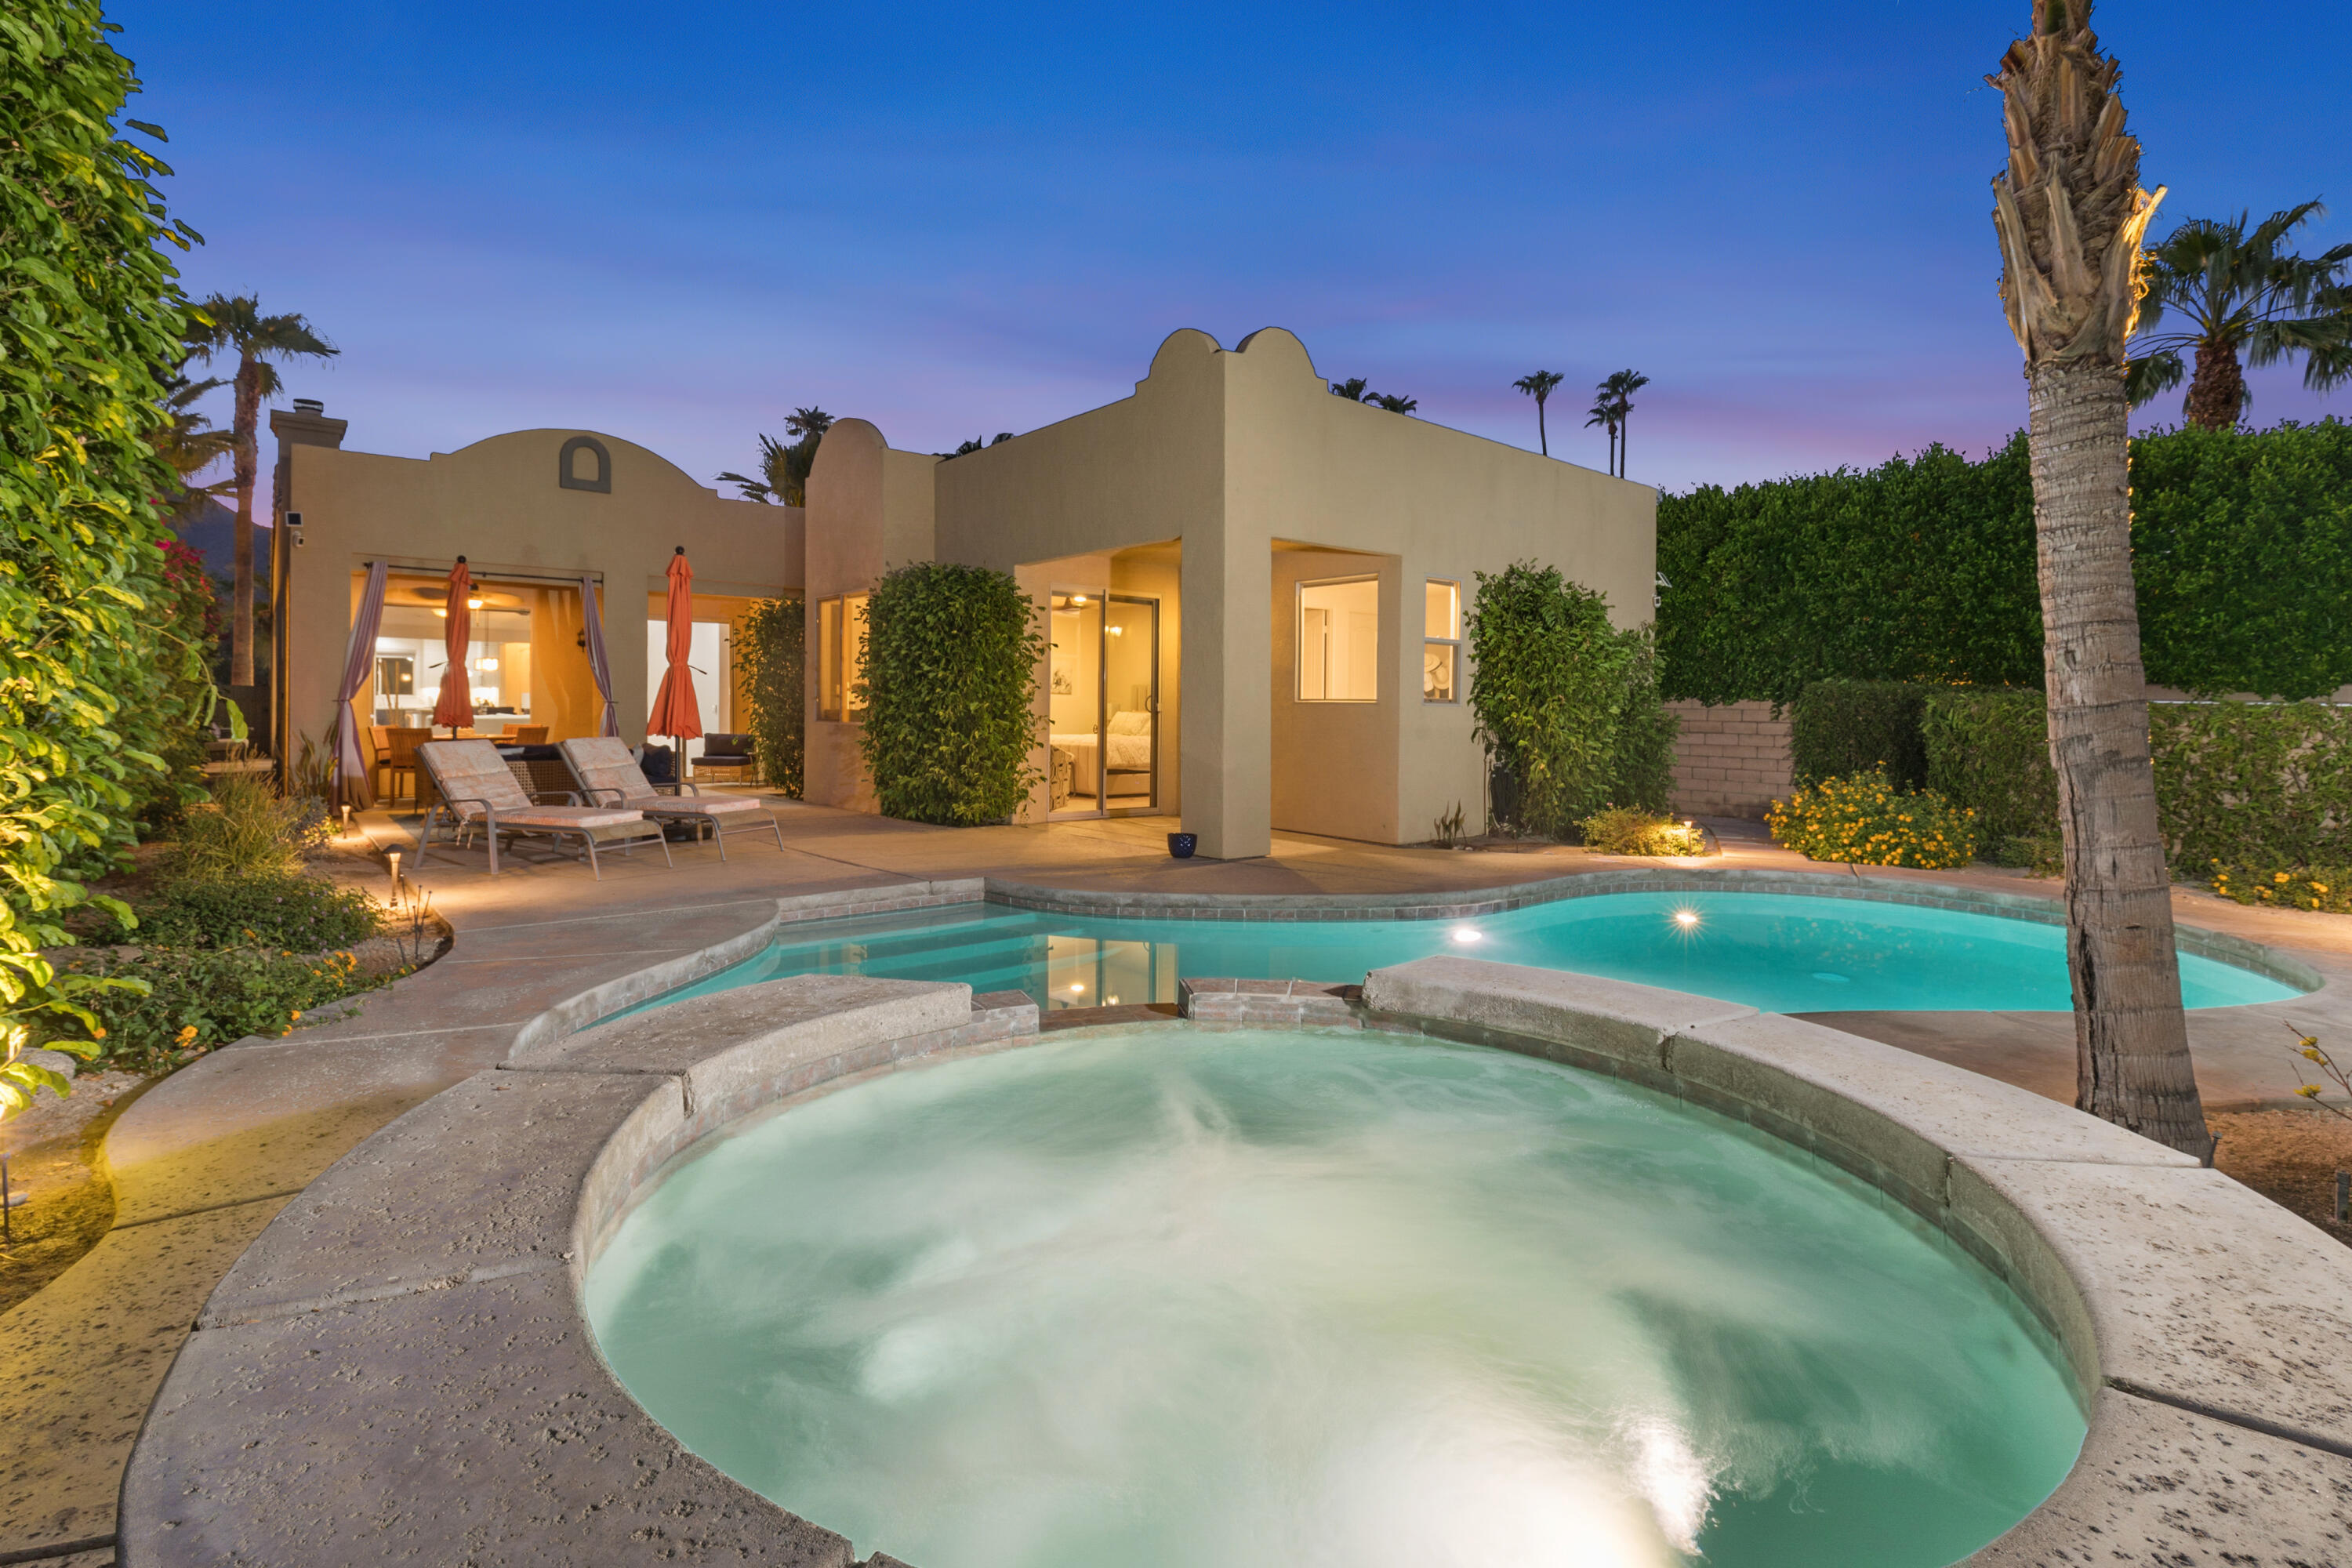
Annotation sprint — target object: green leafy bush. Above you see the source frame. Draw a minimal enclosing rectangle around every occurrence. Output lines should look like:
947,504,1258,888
735,596,805,797
70,946,385,1071
2207,864,2352,914
2151,701,2352,870
1466,563,1677,838
124,873,381,951
2,5,204,1093
1767,770,1976,869
164,774,322,885
1920,688,2056,845
1578,806,1708,857
857,563,1044,825
1659,420,2352,704
1790,680,1932,789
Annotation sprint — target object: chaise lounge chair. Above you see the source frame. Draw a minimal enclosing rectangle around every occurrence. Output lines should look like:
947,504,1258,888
413,739,671,878
558,736,786,862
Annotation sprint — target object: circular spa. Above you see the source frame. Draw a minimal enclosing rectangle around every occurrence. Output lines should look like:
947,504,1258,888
586,1023,2089,1568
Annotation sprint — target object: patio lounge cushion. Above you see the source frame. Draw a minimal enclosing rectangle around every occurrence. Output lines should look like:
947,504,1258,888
419,739,533,814
488,806,646,830
629,794,762,816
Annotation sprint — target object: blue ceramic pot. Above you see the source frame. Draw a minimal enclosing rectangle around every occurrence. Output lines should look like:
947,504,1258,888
1167,831,1198,858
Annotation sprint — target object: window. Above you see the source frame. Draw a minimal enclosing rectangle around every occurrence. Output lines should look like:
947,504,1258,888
1423,579,1460,702
817,591,870,720
1298,576,1379,702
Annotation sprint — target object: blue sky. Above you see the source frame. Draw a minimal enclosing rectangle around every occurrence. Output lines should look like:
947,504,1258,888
118,1,2351,494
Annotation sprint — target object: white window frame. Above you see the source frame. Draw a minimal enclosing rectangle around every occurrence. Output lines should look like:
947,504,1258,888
1296,574,1381,704
1422,578,1461,703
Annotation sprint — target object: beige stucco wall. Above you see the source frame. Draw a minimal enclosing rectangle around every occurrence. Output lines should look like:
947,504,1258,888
1271,547,1399,843
285,430,800,773
802,326,1656,856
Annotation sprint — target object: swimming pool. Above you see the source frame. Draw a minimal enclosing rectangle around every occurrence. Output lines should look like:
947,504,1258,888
640,889,2299,1016
587,1025,2088,1567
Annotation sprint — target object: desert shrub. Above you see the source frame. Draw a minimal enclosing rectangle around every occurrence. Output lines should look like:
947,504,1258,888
163,774,327,885
1789,679,1931,789
124,872,381,951
2206,864,2352,914
70,946,387,1071
1466,563,1677,837
736,596,805,797
1767,770,1976,869
1579,806,1707,857
857,563,1044,825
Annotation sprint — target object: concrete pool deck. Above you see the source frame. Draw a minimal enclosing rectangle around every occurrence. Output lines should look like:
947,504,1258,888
5,796,2352,1560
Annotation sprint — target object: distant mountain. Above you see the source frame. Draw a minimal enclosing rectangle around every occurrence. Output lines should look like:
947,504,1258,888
168,494,263,581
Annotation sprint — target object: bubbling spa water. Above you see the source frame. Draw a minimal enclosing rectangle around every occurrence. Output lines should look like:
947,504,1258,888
586,1028,2085,1568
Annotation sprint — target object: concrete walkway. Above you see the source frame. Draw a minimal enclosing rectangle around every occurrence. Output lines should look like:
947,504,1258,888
5,797,2350,1561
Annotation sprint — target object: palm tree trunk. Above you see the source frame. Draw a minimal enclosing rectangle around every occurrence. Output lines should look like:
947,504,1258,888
2183,338,2246,430
2029,359,2211,1155
1619,412,1628,477
1537,397,1548,456
230,357,262,686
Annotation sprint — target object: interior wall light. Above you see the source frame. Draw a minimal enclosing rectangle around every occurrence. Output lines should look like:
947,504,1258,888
477,658,499,671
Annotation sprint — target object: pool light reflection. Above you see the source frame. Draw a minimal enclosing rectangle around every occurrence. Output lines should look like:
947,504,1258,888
1451,926,1483,944
1671,909,1700,931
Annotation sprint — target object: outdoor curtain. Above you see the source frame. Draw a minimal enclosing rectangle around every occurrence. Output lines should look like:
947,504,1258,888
646,547,704,742
430,557,475,731
334,559,390,810
579,573,620,739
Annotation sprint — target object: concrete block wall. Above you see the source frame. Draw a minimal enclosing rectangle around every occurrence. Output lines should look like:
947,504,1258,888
1669,699,1794,820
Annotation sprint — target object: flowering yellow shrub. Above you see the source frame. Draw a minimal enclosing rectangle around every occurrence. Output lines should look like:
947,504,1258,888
1767,770,1976,869
2208,863,2352,913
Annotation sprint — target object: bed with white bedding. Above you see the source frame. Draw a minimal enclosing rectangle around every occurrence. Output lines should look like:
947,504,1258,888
1051,711,1152,797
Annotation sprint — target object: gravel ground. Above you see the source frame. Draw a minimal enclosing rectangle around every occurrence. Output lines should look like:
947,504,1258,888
2212,1108,2352,1248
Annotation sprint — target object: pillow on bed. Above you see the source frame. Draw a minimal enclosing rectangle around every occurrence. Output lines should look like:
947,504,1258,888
1109,710,1152,735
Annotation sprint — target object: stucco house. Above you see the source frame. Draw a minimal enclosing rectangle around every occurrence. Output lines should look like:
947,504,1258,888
273,327,1654,860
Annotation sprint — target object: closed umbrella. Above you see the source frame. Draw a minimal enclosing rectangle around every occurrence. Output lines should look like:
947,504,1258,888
430,556,475,734
646,547,703,771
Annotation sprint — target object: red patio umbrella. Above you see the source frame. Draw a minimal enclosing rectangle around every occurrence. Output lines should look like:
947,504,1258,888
430,556,475,734
646,546,703,754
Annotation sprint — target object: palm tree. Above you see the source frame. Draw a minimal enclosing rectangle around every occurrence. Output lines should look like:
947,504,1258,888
1329,377,1372,401
183,296,338,685
155,368,233,494
1371,392,1418,413
2125,203,2352,429
717,407,834,506
1989,0,2209,1157
1600,369,1650,476
1512,369,1565,455
1584,397,1618,476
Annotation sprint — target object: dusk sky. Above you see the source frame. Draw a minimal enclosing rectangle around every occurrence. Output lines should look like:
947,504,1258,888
117,1,2352,495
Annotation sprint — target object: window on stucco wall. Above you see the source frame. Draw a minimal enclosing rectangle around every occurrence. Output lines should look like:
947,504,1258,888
1423,579,1460,702
817,592,869,720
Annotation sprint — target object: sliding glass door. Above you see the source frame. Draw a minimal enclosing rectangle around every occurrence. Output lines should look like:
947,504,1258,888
1047,590,1159,818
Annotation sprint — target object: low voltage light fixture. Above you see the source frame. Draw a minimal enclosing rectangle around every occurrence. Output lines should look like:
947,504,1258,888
1450,926,1483,944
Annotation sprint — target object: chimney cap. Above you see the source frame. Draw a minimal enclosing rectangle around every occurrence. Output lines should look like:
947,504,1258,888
292,397,325,416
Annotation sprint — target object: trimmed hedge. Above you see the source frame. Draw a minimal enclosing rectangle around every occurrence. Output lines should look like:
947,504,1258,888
1814,687,2352,876
1660,420,2352,704
856,563,1044,826
1789,681,1929,789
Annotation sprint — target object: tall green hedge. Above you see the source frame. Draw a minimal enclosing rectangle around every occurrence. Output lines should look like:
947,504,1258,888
734,596,804,797
1659,421,2352,704
1465,563,1675,837
1919,690,2056,846
1789,680,1930,789
856,563,1044,825
3,5,201,1091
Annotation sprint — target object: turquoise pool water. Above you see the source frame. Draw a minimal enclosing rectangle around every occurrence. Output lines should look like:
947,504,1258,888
587,1026,2088,1568
640,890,2297,1016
